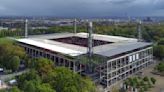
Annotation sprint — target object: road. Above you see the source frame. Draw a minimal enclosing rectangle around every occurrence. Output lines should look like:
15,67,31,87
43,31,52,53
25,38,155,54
0,69,29,81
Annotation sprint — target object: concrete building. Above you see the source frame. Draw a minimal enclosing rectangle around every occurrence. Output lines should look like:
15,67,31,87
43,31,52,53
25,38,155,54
16,32,153,90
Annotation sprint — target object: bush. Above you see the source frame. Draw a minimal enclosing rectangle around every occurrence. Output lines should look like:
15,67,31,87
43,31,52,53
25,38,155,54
9,86,21,92
158,38,164,45
139,88,144,92
124,76,156,92
150,77,156,85
143,85,148,91
143,76,149,82
156,62,164,72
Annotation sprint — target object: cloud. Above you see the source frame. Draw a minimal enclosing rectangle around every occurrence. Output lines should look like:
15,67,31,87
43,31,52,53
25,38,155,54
0,6,6,10
0,0,163,17
106,0,136,4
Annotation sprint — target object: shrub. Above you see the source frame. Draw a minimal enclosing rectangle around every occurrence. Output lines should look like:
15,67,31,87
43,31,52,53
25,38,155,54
150,77,156,85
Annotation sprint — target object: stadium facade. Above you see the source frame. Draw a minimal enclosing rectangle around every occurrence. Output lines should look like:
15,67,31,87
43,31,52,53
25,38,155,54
16,32,153,89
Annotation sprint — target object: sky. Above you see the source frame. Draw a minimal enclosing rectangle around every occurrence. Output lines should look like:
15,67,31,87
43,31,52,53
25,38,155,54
0,0,164,17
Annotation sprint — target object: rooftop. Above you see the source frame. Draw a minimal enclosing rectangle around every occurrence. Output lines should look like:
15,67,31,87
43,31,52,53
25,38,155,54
16,33,152,57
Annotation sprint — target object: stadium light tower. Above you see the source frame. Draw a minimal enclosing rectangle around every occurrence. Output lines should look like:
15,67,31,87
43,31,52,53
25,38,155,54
88,21,93,73
25,19,28,38
88,21,93,59
137,20,142,42
74,19,77,34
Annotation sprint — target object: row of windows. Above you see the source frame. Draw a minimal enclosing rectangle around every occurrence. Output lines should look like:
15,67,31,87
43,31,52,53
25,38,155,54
25,47,71,65
107,48,152,67
109,58,151,77
105,62,152,86
24,46,86,71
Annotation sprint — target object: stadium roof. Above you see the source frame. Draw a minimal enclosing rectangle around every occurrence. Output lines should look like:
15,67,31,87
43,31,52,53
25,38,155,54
17,38,84,56
16,33,152,57
96,42,152,57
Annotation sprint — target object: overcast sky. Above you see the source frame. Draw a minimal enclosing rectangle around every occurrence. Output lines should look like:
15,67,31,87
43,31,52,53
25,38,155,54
0,0,164,17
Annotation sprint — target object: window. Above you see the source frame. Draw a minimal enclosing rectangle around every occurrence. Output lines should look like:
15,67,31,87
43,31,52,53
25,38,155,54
40,52,42,56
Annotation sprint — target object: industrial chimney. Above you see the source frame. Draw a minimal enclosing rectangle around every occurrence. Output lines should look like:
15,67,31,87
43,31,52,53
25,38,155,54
25,19,28,38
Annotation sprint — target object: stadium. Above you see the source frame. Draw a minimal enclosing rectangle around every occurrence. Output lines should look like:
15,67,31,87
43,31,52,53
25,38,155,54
16,22,153,89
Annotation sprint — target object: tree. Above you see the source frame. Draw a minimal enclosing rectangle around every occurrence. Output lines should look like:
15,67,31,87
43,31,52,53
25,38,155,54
9,56,20,72
37,83,55,92
158,38,164,45
153,45,164,60
32,58,54,79
9,86,21,92
150,77,156,85
140,80,145,86
22,80,55,92
51,67,96,92
82,77,97,92
143,76,149,82
127,78,136,87
23,81,36,92
17,60,96,92
63,86,78,92
139,88,144,92
156,62,164,72
143,85,148,91
17,70,41,89
17,70,56,92
0,38,26,71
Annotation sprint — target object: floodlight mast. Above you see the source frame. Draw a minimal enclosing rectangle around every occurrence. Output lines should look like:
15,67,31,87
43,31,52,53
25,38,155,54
88,21,93,73
25,19,28,38
74,19,77,34
137,20,142,42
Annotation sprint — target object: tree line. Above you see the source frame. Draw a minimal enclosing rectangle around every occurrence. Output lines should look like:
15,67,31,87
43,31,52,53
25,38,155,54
0,38,26,72
0,38,96,92
6,58,96,92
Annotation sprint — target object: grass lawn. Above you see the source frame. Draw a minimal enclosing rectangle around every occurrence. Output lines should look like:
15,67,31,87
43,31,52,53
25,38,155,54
0,37,14,45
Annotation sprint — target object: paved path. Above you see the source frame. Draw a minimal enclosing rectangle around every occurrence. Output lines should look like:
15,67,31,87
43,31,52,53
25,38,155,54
0,69,29,81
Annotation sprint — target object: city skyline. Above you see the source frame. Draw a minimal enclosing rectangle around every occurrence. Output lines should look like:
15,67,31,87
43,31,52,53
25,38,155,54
0,0,164,17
